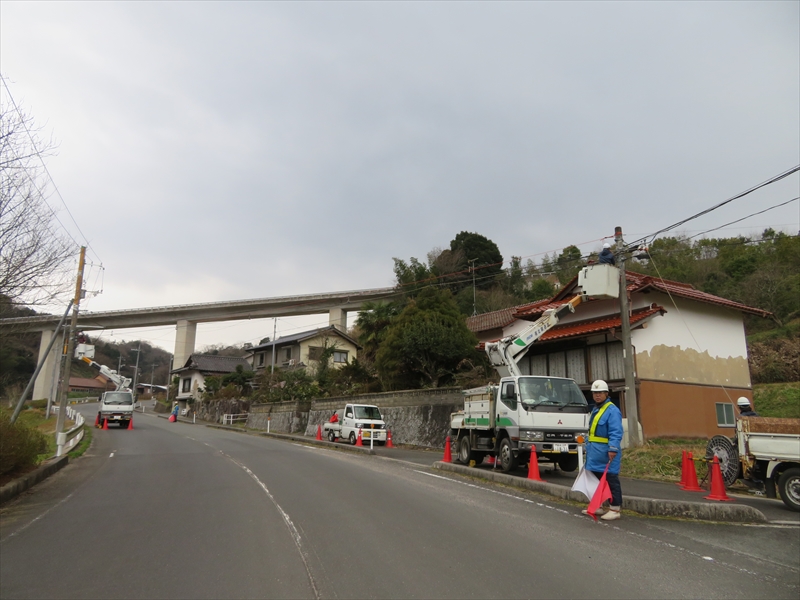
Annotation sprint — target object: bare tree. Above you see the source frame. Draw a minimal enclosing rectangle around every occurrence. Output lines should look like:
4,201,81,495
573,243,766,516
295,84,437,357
0,87,74,312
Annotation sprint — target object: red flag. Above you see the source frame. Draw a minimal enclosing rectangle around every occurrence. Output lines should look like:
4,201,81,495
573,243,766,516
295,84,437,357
587,464,613,521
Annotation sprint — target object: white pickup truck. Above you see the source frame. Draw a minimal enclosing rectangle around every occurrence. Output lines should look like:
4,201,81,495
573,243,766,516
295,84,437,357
707,417,800,512
323,403,388,445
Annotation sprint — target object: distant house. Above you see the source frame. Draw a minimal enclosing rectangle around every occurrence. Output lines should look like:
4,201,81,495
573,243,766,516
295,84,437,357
69,376,115,393
171,354,252,402
245,326,361,372
467,271,771,439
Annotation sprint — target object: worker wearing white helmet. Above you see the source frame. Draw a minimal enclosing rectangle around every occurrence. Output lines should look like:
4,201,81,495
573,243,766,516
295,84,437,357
736,396,758,417
598,243,616,265
582,379,624,521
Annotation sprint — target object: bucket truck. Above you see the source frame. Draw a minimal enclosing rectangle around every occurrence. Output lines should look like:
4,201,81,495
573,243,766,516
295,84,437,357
449,264,620,473
81,356,135,428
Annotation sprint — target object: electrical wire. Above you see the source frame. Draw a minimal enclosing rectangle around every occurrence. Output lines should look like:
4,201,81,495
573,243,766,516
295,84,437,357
686,197,798,240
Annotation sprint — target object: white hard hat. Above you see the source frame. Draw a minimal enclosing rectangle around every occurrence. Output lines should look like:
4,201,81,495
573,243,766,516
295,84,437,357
736,397,751,407
603,242,611,249
591,380,609,392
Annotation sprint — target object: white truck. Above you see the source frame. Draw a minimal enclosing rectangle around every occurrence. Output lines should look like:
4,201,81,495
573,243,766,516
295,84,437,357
450,264,620,473
707,416,800,512
81,356,136,429
323,403,388,446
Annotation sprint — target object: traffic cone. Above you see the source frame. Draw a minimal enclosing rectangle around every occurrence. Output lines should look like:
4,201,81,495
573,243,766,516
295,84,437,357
102,418,108,430
355,428,364,447
705,456,733,501
527,451,543,481
316,425,322,441
386,430,394,448
127,417,134,430
442,436,452,463
486,455,496,466
94,413,100,427
680,452,703,492
677,450,687,487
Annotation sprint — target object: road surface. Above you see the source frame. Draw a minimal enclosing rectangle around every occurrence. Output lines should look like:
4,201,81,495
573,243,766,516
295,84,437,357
1,406,797,599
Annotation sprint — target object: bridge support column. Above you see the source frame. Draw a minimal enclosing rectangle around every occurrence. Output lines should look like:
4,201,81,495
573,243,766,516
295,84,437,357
174,320,197,370
32,330,59,402
329,307,347,331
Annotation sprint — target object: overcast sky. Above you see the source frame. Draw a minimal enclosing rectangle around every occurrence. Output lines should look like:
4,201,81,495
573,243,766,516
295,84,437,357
2,1,798,353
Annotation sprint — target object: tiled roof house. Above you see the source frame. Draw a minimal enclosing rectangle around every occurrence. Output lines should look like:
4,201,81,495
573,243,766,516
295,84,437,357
467,270,771,439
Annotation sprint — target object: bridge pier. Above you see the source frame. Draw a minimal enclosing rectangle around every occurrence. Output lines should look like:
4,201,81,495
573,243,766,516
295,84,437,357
173,319,197,370
329,307,347,331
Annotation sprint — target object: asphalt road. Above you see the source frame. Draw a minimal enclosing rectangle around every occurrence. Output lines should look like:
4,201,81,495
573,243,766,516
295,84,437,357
1,406,798,599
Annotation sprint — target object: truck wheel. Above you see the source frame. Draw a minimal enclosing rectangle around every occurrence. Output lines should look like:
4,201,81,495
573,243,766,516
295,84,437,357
457,436,472,465
349,432,357,445
557,454,579,472
498,438,518,473
328,430,337,443
778,468,800,512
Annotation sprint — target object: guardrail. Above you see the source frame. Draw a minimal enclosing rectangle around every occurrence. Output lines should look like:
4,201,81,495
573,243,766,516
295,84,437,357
222,413,249,425
51,405,85,456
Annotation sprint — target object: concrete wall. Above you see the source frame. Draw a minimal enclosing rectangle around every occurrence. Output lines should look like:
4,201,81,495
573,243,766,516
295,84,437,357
248,388,463,448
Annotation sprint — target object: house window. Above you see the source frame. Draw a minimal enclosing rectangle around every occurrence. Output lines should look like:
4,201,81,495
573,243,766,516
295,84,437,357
715,403,736,428
182,378,191,393
257,353,265,367
333,350,348,363
308,346,323,361
284,347,292,361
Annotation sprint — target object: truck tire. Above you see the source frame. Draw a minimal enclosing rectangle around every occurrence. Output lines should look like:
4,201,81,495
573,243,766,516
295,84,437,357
778,468,800,512
328,430,337,443
498,438,518,473
557,454,579,472
349,432,357,445
457,436,472,465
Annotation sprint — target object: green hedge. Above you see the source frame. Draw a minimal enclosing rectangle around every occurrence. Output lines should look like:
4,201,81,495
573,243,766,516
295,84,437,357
0,410,48,477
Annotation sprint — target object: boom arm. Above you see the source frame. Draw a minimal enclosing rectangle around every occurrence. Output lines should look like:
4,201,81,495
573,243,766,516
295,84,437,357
485,295,583,377
81,356,132,391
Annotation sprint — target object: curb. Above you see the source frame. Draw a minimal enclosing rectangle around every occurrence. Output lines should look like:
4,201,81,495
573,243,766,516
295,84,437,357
204,424,377,456
433,461,768,523
0,455,70,506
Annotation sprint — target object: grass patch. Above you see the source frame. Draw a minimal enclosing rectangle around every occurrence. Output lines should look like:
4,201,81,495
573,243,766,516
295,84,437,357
622,438,709,483
68,425,92,459
752,382,800,419
747,319,800,343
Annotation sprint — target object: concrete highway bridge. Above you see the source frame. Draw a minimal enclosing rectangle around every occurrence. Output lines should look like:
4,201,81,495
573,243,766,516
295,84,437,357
0,286,399,403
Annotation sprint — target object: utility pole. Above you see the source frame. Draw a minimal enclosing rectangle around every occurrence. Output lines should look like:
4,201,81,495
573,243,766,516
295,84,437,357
469,258,478,316
55,247,86,439
131,342,141,397
270,318,277,375
150,363,157,397
615,226,642,447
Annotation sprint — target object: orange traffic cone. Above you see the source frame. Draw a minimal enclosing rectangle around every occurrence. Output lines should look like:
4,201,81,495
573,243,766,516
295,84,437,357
704,456,733,501
355,428,364,447
486,455,496,466
442,436,452,463
316,425,322,441
677,450,687,487
386,430,394,448
680,452,703,492
527,451,543,481
127,417,134,430
102,418,109,430
94,413,100,428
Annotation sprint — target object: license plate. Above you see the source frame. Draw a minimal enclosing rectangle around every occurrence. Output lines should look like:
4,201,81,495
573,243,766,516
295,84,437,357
363,431,371,438
553,443,569,452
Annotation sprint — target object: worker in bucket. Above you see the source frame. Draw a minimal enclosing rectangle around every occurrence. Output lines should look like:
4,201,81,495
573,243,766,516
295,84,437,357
598,242,616,265
582,380,624,521
737,397,759,417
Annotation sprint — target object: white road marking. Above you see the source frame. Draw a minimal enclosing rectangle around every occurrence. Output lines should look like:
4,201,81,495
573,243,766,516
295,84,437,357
415,470,793,585
1,491,77,543
109,453,114,458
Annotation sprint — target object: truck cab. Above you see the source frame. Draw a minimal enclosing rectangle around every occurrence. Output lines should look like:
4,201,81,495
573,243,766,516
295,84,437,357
98,390,135,428
453,376,590,472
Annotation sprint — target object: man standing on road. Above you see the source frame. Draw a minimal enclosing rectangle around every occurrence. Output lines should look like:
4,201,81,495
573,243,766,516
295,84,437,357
582,380,624,521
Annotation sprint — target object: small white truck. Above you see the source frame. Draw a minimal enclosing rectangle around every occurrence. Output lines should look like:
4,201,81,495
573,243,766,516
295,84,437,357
323,404,388,445
80,356,135,429
707,416,800,512
450,264,620,473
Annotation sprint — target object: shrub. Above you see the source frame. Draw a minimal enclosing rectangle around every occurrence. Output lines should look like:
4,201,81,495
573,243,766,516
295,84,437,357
0,410,48,477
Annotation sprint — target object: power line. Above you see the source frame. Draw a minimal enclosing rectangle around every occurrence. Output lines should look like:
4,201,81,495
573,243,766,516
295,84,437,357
687,197,799,240
1,74,103,265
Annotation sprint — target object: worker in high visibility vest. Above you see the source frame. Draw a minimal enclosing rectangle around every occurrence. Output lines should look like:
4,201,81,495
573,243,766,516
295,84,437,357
582,379,624,521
